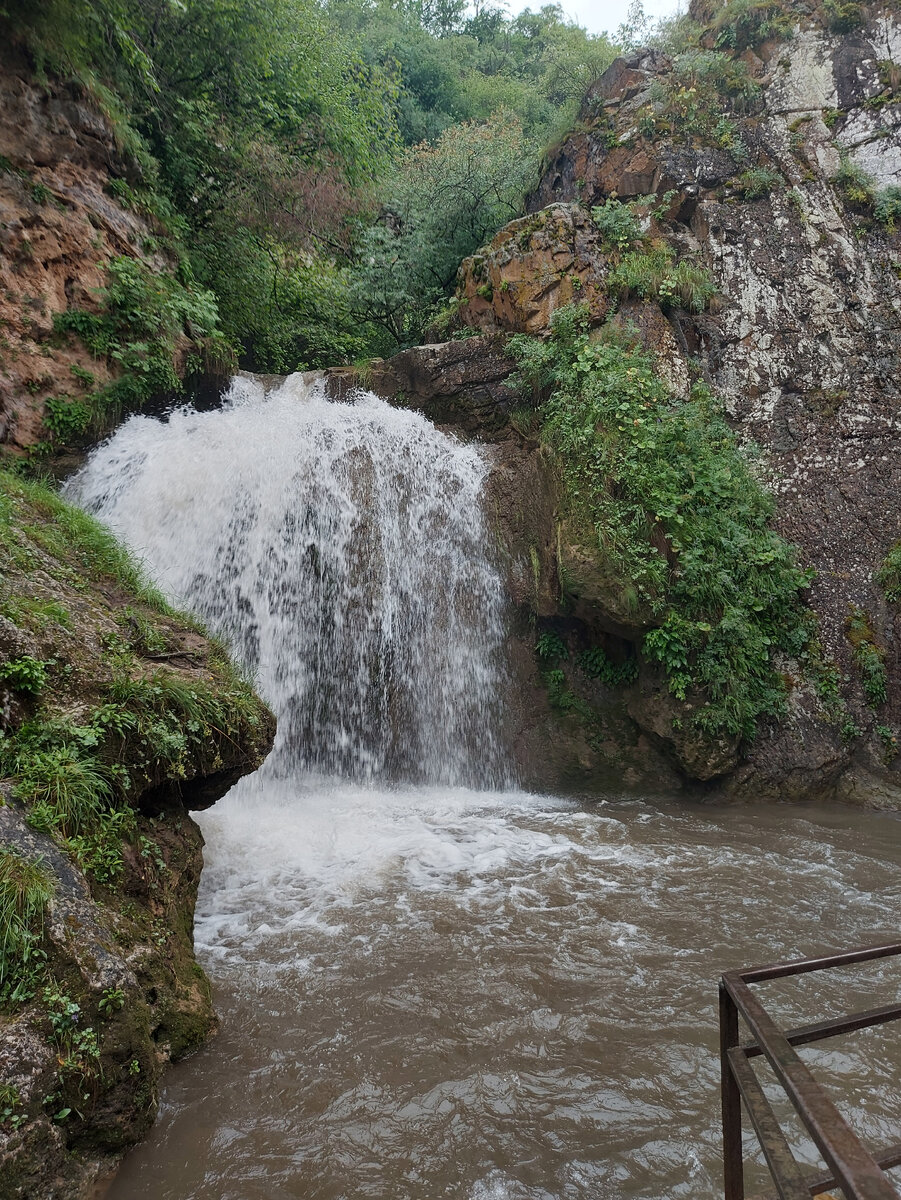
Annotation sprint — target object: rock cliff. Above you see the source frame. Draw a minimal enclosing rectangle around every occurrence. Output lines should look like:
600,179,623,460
346,1,901,805
0,473,274,1198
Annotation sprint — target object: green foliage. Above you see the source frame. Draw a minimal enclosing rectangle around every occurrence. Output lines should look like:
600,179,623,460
0,1083,26,1130
509,306,811,739
607,244,716,312
876,724,898,762
0,654,49,694
877,542,901,602
536,631,568,661
847,605,887,707
98,986,125,1016
711,0,794,50
735,166,782,199
875,187,901,231
44,397,91,445
823,1,863,33
348,112,535,347
578,646,639,687
832,154,876,209
55,257,231,429
0,849,52,1005
640,48,760,145
591,198,645,251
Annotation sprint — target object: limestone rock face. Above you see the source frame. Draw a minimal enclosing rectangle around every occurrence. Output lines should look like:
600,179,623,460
436,8,901,805
0,51,157,452
455,205,613,335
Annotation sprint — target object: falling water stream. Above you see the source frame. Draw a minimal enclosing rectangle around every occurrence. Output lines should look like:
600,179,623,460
67,377,901,1200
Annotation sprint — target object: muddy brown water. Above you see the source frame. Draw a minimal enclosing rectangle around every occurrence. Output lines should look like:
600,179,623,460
103,780,901,1200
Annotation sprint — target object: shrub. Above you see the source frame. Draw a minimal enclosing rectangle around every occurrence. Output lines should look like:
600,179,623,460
877,542,901,602
712,0,794,50
608,245,716,312
735,166,782,199
509,305,811,738
824,1,863,33
591,197,645,251
875,187,901,230
832,155,875,209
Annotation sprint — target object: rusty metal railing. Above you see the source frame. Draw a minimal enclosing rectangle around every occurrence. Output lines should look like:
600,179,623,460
719,940,901,1200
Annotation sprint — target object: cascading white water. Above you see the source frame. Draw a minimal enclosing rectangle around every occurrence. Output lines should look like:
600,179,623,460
66,374,901,1200
66,374,508,787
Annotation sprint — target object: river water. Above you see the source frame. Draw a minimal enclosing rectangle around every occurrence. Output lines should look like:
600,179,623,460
67,378,901,1200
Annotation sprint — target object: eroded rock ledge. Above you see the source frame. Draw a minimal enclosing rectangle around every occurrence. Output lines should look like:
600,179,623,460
0,474,274,1199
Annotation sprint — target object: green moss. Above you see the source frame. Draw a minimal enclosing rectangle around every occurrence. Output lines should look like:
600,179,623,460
711,0,794,50
509,305,811,739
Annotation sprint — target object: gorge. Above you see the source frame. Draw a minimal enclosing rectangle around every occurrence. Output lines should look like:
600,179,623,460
1,0,900,1195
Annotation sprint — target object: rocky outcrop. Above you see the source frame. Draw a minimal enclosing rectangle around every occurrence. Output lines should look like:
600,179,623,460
0,473,275,1197
352,4,901,805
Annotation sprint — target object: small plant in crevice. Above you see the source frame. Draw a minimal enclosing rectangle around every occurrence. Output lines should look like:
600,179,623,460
536,630,568,661
0,654,49,695
578,646,639,687
735,166,782,200
831,154,875,210
0,848,53,1006
877,542,901,602
509,304,811,740
876,725,898,763
0,1083,26,1131
847,605,887,708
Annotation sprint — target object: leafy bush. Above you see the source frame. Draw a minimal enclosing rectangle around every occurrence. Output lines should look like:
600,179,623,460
735,166,782,199
509,305,811,738
578,646,639,687
877,542,901,602
608,245,716,312
875,187,901,230
823,1,863,33
55,257,233,430
536,631,568,661
44,397,91,445
591,198,645,251
711,0,794,50
832,155,875,209
0,654,48,694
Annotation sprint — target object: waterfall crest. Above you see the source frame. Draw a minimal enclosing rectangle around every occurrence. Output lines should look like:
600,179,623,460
66,375,508,787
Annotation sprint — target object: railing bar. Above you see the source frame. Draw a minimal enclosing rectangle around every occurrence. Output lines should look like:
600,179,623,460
753,1139,901,1200
736,941,901,985
727,1048,812,1200
740,1002,901,1060
723,974,900,1199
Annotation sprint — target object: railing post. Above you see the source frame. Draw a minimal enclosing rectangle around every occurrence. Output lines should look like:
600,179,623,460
721,980,744,1200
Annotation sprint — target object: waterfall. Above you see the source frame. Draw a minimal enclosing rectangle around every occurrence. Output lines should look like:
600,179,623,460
65,375,508,788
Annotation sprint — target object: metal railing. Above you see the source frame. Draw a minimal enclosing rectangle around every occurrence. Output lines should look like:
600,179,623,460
719,940,901,1200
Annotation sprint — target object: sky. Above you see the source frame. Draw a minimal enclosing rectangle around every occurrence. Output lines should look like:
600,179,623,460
502,0,681,37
